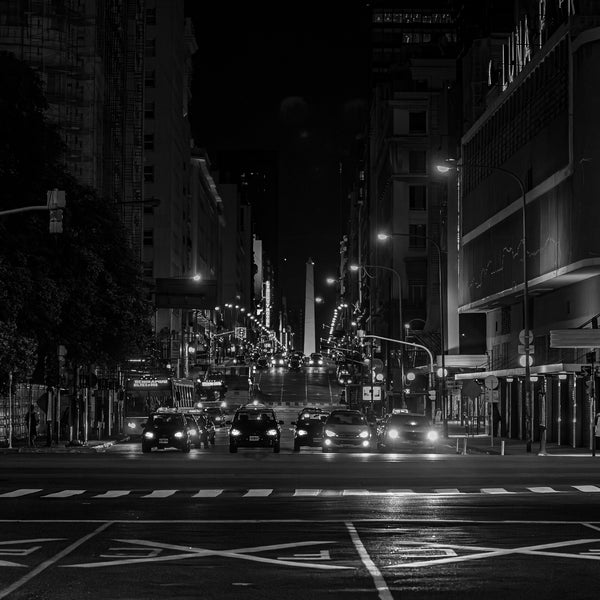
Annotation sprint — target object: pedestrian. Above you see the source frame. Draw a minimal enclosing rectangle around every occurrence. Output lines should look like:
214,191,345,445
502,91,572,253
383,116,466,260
26,404,38,447
492,403,502,437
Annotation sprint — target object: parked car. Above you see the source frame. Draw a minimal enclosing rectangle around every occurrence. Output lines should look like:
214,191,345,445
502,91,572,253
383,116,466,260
141,409,194,453
376,409,439,452
227,402,283,453
322,409,373,452
291,407,329,451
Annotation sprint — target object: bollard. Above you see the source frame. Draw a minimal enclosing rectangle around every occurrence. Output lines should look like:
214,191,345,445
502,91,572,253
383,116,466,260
462,436,468,455
501,440,505,455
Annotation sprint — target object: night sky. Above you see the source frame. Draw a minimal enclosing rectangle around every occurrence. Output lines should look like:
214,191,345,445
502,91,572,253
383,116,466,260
186,2,371,317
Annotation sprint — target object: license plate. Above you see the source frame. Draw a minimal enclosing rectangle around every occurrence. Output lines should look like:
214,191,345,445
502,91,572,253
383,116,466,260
159,438,169,444
249,435,260,441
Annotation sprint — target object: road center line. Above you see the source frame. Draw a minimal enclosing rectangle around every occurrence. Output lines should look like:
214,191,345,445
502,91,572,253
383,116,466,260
0,521,113,600
345,522,393,600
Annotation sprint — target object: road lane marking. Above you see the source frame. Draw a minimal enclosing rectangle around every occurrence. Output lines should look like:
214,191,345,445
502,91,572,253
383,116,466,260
343,490,370,496
277,550,331,560
573,485,600,492
481,488,514,494
0,489,42,498
93,491,131,499
386,489,416,494
192,490,223,497
527,487,558,493
243,489,273,497
293,489,322,496
141,490,177,498
42,490,86,498
384,538,600,568
64,538,352,570
346,522,393,600
0,522,112,600
434,488,463,494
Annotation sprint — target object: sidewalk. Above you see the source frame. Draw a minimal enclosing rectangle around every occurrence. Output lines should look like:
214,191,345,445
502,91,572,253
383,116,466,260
0,436,129,454
446,421,593,456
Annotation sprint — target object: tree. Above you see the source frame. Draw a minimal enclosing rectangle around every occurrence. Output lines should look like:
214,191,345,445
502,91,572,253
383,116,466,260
0,52,152,386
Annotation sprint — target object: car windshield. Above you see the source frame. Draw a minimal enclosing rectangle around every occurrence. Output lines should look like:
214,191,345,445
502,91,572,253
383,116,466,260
149,414,184,427
235,411,276,422
391,415,429,427
327,412,366,425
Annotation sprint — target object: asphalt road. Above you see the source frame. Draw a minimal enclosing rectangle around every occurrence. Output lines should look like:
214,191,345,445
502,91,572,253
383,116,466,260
1,364,598,598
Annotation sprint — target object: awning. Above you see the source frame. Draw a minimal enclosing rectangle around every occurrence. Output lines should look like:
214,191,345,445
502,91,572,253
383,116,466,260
454,363,586,380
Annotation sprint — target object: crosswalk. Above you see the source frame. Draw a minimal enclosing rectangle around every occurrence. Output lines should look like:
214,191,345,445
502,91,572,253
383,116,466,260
0,485,600,499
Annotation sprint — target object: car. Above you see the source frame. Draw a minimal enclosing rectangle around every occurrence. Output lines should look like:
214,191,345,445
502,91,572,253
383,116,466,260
270,353,287,367
376,410,439,452
227,402,284,453
291,408,329,451
255,355,270,369
183,410,216,447
202,406,228,428
287,356,303,371
321,409,373,452
307,352,324,366
141,409,194,453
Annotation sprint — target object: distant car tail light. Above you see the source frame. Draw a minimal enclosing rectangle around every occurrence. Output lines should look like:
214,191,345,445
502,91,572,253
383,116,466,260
143,432,154,439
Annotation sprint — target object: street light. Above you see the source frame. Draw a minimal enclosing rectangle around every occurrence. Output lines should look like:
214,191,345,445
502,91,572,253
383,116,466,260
350,263,404,403
377,231,447,438
436,159,537,454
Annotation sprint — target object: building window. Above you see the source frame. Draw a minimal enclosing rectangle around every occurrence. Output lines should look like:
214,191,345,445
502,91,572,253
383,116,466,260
409,150,427,173
145,7,156,25
407,280,426,307
409,185,427,210
144,165,154,183
144,133,154,150
144,70,155,87
144,102,155,119
409,224,427,248
409,111,427,134
145,38,156,57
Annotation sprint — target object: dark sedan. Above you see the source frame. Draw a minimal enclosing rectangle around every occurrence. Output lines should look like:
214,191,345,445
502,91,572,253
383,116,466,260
227,403,283,453
376,410,439,452
291,408,329,451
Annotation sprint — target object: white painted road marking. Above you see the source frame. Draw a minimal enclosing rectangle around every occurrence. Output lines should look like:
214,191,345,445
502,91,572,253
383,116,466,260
385,538,600,568
63,538,353,570
277,550,331,560
433,488,463,494
573,485,600,492
481,488,514,494
0,489,42,498
346,522,393,600
343,490,370,496
93,491,131,499
527,487,559,493
42,490,86,498
192,490,223,497
293,489,322,496
243,489,273,497
141,490,177,498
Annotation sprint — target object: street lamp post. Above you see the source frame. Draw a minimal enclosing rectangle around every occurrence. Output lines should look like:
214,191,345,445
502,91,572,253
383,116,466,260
350,263,404,409
377,232,447,438
436,159,538,454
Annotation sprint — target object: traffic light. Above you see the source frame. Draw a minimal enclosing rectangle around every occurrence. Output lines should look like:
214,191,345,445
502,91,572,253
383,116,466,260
47,189,66,234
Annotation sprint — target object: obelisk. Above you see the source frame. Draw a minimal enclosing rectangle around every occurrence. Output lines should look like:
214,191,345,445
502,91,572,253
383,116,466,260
303,258,316,356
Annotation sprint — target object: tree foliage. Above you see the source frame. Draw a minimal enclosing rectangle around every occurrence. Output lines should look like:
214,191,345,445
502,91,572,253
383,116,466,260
0,52,152,387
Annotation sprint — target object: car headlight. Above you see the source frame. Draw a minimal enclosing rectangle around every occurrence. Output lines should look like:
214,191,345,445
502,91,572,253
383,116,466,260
143,432,154,439
387,429,399,439
325,429,337,437
174,431,184,439
230,428,242,436
427,430,439,442
266,429,278,436
318,360,323,365
359,430,370,439
127,422,137,429
297,429,308,436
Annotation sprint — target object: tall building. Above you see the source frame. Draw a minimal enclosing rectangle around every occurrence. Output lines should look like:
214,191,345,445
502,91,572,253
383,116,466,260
0,0,145,257
450,0,600,448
